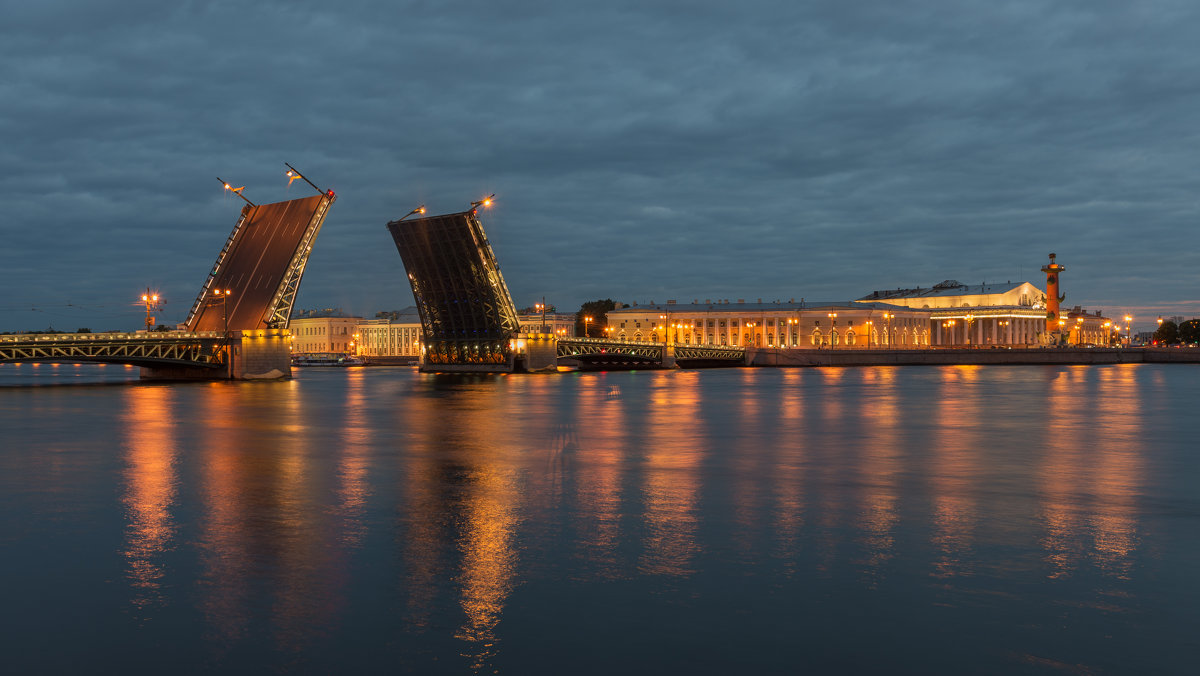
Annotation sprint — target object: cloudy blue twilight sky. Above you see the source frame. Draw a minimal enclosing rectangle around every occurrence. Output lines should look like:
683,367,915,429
2,0,1198,333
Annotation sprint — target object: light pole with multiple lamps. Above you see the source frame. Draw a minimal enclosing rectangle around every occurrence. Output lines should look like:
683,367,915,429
208,288,234,378
826,313,837,348
141,289,162,333
882,312,894,348
583,315,593,339
1124,315,1133,345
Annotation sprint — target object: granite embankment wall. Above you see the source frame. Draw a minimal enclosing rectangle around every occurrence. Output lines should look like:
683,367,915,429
746,347,1200,367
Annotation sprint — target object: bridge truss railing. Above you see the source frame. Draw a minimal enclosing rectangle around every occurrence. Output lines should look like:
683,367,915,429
1,332,227,367
556,337,746,361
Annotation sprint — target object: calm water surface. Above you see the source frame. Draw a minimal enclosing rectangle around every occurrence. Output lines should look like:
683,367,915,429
2,364,1198,674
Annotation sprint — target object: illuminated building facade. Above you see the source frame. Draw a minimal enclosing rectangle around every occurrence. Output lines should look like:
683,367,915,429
356,309,423,358
607,300,929,348
516,312,577,337
289,311,362,354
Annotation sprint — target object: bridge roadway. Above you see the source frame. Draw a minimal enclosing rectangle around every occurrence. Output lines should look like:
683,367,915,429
1,332,228,369
555,336,746,367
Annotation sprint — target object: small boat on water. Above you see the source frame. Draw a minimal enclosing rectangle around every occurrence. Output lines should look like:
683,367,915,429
291,353,365,367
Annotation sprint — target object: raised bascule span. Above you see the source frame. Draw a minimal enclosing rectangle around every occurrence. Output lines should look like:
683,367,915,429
1,174,337,380
387,209,522,372
185,192,336,333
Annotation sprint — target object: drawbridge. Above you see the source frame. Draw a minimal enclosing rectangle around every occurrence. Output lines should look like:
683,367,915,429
387,205,744,372
4,175,336,379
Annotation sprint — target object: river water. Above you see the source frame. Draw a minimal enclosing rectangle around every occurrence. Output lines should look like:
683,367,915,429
1,364,1197,674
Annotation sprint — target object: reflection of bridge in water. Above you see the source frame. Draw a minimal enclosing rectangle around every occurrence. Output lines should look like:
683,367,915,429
387,207,746,373
2,171,336,380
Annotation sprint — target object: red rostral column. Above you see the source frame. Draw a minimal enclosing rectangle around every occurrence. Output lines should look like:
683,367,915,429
1042,253,1066,333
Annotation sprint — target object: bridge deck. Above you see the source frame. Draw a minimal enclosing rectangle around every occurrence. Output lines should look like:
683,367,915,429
1,332,227,368
187,194,333,332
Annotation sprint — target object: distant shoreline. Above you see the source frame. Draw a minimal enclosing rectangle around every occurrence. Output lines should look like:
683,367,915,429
745,346,1200,367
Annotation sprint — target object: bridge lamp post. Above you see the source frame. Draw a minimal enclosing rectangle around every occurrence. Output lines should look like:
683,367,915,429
583,315,593,339
141,289,163,333
209,289,234,378
470,194,496,214
396,205,427,222
1124,315,1132,345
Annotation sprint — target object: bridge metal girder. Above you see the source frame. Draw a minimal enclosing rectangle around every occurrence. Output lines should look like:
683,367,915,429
263,194,334,328
1,334,225,368
557,338,664,360
388,211,520,368
675,345,747,361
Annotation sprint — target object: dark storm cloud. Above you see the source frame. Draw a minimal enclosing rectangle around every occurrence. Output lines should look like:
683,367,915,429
2,0,1198,331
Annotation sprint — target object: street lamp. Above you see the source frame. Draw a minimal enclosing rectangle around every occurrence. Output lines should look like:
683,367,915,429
470,194,496,212
209,289,234,378
396,205,427,222
827,313,837,349
535,298,547,332
141,288,162,333
943,319,956,346
882,312,894,348
965,314,975,348
583,315,593,339
1124,315,1133,346
864,320,873,349
787,317,799,347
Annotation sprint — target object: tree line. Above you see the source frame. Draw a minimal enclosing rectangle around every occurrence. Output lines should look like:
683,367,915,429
1152,319,1200,345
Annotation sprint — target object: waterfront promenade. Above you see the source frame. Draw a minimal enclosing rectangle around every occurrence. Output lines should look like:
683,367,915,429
747,346,1200,367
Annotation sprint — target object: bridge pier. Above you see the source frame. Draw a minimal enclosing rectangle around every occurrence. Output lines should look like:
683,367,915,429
661,343,679,369
140,329,292,381
520,333,559,373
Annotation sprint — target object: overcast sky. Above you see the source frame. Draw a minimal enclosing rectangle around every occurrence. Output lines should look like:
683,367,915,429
3,0,1198,333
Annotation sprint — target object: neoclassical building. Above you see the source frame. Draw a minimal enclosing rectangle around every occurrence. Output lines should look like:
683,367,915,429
604,281,1114,349
606,300,930,348
856,280,1112,346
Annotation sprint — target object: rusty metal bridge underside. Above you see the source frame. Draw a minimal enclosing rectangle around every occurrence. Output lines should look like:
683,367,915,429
1,332,227,369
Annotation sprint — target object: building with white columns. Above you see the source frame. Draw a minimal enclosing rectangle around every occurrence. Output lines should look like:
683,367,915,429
606,300,929,348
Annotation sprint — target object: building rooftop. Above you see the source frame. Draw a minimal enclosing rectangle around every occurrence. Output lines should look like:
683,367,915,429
609,300,916,313
858,280,1028,301
292,308,358,319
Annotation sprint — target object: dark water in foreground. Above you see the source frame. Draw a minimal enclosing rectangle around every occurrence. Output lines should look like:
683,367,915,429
2,364,1198,674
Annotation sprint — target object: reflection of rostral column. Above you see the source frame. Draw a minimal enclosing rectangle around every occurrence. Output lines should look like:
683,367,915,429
1042,253,1066,334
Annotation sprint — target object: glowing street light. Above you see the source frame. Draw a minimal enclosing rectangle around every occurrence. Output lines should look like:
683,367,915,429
209,288,235,378
1124,315,1133,345
397,205,427,222
470,194,496,211
141,288,162,333
216,176,256,206
583,315,593,339
283,163,325,195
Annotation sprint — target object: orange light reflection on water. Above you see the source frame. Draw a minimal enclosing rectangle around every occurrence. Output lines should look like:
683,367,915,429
121,384,178,614
637,371,703,578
